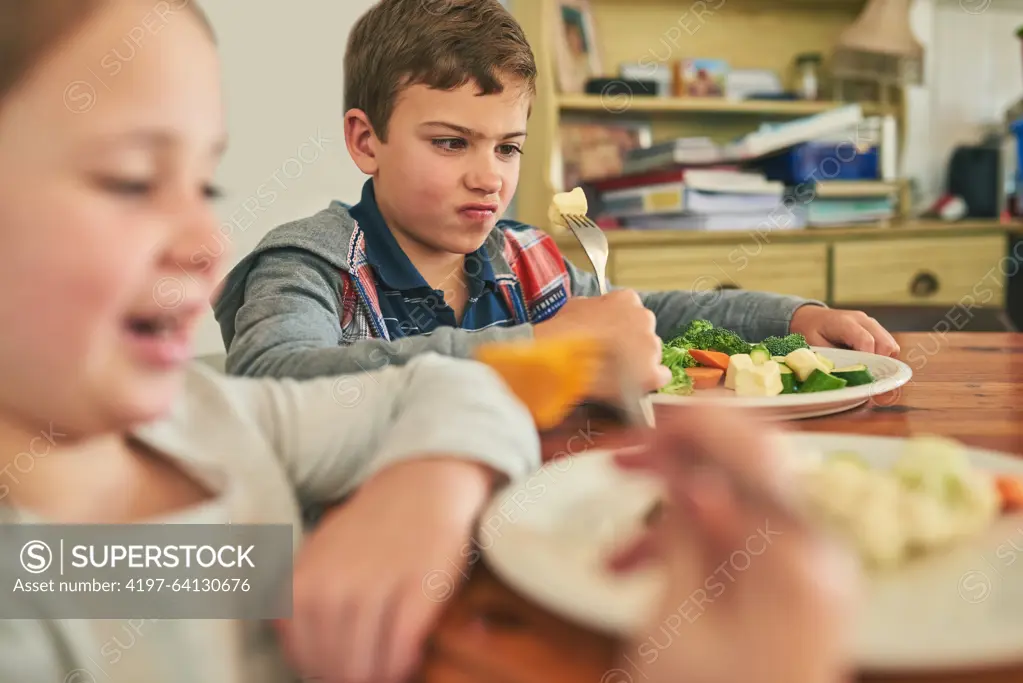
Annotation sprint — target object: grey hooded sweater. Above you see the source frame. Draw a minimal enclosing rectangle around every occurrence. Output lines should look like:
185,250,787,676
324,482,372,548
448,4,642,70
212,201,824,380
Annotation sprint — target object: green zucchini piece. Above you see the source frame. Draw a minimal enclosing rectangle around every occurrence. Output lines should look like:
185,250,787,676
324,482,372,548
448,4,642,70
831,364,875,386
800,369,847,393
778,363,797,394
749,344,771,365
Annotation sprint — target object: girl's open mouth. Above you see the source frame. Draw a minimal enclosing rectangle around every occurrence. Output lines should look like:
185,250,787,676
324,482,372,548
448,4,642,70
127,315,179,337
124,312,194,368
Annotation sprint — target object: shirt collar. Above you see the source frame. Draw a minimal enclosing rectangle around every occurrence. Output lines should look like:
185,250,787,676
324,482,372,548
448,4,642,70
350,180,428,291
349,179,498,294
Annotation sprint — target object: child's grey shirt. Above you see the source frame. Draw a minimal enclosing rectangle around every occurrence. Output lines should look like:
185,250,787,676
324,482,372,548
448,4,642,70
213,201,824,379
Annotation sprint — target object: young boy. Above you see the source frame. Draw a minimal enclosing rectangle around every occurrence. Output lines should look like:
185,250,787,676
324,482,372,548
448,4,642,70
212,0,898,391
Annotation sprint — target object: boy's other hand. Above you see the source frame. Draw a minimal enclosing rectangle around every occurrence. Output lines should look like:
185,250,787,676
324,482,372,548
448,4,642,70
790,305,900,357
534,290,671,393
608,408,859,683
278,458,497,683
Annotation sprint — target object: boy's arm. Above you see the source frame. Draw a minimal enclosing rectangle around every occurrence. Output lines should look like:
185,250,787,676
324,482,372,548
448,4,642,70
224,249,534,379
219,353,541,506
561,257,824,341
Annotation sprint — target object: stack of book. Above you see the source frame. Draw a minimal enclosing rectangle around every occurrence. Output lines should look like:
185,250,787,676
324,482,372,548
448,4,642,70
804,180,899,227
589,105,868,232
592,167,803,231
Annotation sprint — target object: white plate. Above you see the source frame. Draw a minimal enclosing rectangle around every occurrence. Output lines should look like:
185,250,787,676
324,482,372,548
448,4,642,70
650,347,912,420
480,434,1023,673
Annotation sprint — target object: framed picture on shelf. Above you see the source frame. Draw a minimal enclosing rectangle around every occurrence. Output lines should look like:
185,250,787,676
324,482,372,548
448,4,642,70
679,58,729,97
554,0,602,94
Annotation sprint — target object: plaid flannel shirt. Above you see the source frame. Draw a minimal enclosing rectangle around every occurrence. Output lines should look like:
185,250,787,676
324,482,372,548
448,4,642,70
337,219,573,343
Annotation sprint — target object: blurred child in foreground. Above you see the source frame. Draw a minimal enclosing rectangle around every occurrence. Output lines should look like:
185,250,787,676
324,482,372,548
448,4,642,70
0,2,539,680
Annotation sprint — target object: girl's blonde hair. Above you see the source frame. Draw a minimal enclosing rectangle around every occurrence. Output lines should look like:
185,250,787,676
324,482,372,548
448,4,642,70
0,0,214,106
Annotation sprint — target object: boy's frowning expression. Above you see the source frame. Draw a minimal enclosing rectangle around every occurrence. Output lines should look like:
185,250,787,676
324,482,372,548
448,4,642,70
0,0,225,437
346,77,531,260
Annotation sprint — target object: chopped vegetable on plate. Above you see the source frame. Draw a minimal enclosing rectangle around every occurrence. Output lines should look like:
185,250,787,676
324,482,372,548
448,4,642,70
658,320,876,396
659,345,694,396
799,436,1005,569
685,366,724,389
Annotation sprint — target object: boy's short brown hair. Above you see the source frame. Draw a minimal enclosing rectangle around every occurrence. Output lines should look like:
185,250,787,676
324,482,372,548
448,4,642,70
344,0,537,141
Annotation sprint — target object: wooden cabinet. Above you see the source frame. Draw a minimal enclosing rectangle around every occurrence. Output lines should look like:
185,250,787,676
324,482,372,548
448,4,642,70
832,236,1006,307
613,243,828,301
554,222,1016,309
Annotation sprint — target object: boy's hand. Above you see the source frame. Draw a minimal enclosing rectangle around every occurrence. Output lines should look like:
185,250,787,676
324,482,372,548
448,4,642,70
608,408,859,683
534,290,670,392
790,305,900,357
278,458,497,683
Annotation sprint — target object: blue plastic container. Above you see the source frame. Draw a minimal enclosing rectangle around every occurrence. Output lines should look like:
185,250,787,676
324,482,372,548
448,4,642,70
756,141,880,185
1012,118,1023,163
1010,118,1023,204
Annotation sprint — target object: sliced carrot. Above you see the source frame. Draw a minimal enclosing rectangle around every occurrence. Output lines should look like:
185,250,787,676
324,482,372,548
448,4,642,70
996,475,1023,513
688,349,730,370
685,366,724,389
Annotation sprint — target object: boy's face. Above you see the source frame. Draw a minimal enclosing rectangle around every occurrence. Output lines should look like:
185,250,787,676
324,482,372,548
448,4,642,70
354,77,531,258
0,0,226,437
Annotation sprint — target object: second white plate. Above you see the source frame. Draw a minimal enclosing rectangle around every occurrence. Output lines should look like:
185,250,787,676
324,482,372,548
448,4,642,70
481,434,1023,673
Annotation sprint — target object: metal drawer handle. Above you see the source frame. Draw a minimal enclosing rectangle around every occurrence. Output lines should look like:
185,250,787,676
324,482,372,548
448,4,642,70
909,271,940,298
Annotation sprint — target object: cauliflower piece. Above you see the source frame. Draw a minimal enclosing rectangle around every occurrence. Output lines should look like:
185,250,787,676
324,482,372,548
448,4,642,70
893,435,971,499
950,469,1001,537
547,187,588,229
794,436,1002,571
848,470,907,568
900,488,954,552
804,459,872,517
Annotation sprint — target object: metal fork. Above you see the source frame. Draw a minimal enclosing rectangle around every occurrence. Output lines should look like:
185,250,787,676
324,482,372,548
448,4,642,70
563,214,609,296
562,213,657,427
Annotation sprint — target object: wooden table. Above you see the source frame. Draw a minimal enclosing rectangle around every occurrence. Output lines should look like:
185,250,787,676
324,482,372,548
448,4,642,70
419,333,1023,683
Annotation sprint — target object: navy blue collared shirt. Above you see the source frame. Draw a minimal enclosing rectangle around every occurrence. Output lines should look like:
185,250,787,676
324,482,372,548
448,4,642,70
348,180,515,339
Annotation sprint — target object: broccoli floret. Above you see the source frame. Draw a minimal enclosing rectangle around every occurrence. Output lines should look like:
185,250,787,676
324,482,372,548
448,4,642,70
659,370,694,396
664,320,753,356
663,319,714,350
662,344,697,369
679,319,714,342
658,358,694,395
658,343,696,395
664,336,691,350
684,328,752,356
759,333,810,356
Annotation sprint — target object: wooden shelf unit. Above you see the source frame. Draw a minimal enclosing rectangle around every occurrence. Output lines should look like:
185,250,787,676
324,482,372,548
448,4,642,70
557,94,896,117
511,0,903,230
509,0,1013,313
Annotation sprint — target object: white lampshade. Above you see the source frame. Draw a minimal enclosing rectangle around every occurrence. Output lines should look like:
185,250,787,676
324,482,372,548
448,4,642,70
837,0,923,58
832,0,924,87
